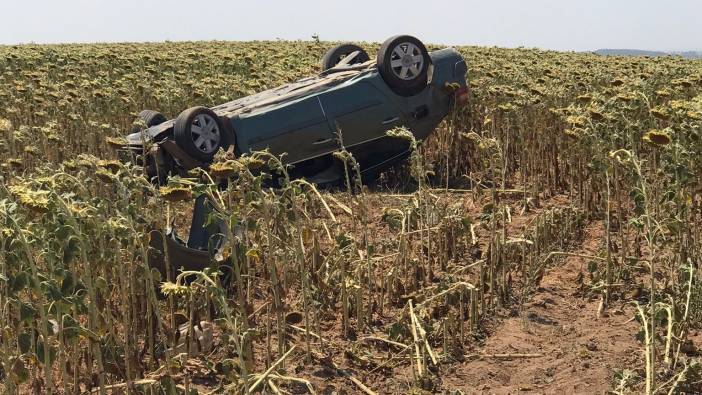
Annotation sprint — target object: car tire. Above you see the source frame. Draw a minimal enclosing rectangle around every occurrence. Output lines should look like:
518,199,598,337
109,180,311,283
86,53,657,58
218,115,236,154
138,110,167,127
174,106,226,162
376,35,431,97
321,43,370,71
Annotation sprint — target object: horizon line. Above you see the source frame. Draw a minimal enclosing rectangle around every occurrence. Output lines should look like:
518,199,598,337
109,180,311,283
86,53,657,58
1,38,700,54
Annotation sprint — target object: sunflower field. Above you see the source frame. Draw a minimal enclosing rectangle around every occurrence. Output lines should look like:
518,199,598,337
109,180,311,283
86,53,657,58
0,40,701,394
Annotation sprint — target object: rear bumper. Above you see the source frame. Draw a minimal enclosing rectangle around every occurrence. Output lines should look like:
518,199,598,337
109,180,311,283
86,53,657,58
147,195,227,280
148,230,211,273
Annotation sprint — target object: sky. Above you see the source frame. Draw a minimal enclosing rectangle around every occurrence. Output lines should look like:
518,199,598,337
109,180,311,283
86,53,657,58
0,0,700,51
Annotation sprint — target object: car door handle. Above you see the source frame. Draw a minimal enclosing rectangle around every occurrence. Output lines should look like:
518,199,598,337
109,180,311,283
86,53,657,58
382,116,400,125
313,138,333,145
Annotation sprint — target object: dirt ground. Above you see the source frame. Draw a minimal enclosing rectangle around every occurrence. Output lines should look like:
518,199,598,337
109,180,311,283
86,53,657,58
284,194,645,394
165,192,647,394
441,220,643,394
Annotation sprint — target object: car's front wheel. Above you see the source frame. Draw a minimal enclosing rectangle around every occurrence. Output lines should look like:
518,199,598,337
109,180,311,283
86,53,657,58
321,43,370,71
174,107,226,162
376,35,431,97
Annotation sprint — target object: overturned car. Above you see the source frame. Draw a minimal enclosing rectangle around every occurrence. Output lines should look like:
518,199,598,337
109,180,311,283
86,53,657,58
124,35,469,276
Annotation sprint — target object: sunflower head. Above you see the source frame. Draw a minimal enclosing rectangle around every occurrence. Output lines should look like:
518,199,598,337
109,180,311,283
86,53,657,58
209,160,239,179
643,129,672,146
97,160,122,173
0,118,11,132
105,136,127,149
564,129,580,140
588,108,607,122
650,108,670,121
95,168,117,184
565,115,587,128
386,127,415,142
8,184,50,214
160,281,191,297
7,158,23,169
576,94,592,104
159,186,192,202
239,156,265,170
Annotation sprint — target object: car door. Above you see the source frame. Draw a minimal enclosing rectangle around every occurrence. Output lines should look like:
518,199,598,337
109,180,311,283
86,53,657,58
319,81,405,148
235,96,336,164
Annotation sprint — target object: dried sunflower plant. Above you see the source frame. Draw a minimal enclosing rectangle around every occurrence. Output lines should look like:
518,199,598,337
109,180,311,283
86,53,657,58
0,40,701,394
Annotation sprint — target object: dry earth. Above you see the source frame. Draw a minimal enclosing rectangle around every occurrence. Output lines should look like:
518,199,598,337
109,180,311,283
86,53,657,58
268,194,647,394
444,221,643,394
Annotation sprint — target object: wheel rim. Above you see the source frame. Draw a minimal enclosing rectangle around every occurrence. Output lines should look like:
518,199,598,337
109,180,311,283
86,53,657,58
389,42,424,80
190,113,220,154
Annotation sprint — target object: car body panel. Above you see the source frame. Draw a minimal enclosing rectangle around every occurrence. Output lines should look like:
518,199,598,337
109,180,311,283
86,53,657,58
234,96,334,164
317,79,405,148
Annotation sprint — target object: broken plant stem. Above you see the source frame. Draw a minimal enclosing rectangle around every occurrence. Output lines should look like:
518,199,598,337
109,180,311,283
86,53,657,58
246,345,297,393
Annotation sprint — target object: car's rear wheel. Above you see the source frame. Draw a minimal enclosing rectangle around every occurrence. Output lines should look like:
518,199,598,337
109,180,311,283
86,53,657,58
174,107,225,162
138,110,167,127
376,35,431,97
321,43,370,71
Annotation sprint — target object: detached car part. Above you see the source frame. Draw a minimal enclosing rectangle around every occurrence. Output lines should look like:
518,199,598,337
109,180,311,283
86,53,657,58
148,194,228,280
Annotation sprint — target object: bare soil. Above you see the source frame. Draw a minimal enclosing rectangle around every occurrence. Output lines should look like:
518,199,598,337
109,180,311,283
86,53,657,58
171,192,646,394
442,220,643,394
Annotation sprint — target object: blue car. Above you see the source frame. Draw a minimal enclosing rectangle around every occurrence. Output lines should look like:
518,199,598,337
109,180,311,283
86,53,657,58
125,35,468,185
132,35,469,275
